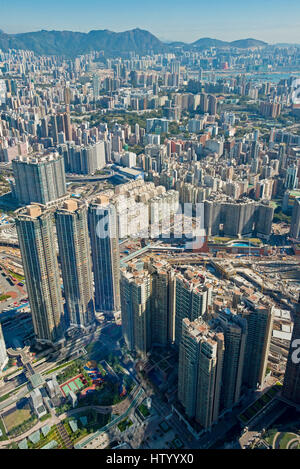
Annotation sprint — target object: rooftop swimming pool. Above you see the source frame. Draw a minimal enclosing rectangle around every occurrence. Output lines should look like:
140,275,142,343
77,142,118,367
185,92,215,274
231,242,256,247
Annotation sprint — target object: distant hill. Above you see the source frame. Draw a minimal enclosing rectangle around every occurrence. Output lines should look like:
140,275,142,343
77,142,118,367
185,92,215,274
0,28,168,56
191,37,267,49
230,38,267,48
167,41,188,48
191,37,229,48
0,28,269,56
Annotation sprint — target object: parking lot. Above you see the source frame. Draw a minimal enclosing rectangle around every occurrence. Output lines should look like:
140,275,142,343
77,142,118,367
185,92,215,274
0,267,26,313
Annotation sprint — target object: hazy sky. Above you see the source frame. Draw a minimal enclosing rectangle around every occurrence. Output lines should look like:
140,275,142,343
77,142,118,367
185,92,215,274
1,0,300,43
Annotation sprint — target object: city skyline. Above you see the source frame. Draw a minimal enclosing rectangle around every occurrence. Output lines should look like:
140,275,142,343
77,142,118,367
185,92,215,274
1,0,300,44
0,8,299,450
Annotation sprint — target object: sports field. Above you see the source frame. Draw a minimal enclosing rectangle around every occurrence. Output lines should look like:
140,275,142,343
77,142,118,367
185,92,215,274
60,374,85,397
2,404,32,432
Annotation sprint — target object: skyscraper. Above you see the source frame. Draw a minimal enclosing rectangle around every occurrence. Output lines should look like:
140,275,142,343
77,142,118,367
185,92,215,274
149,264,175,348
174,271,210,347
49,115,58,144
15,205,64,344
208,95,217,115
285,164,299,190
250,140,260,160
12,153,67,206
55,199,95,332
64,86,71,108
282,296,300,404
242,304,274,389
256,203,274,240
81,141,106,175
0,323,8,371
88,196,121,313
64,112,72,142
210,310,247,411
178,317,224,430
61,141,106,175
200,93,208,113
120,257,175,356
93,74,100,100
290,198,300,239
120,267,151,358
204,200,222,236
62,86,72,141
278,142,287,171
222,202,257,237
0,79,7,105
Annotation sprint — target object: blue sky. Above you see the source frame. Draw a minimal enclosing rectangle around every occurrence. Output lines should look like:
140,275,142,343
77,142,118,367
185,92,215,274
1,0,300,43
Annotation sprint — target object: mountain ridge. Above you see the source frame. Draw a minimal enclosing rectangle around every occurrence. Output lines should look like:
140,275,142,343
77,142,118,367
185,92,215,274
191,37,267,49
0,28,270,56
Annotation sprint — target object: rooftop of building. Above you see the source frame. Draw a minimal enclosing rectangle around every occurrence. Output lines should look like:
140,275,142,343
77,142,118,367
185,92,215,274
183,317,224,346
13,151,61,164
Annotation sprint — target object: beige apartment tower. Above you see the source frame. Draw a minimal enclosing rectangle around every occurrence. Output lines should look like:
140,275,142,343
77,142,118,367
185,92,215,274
120,256,175,357
88,198,121,312
15,205,64,344
120,268,151,358
55,200,95,331
178,317,224,430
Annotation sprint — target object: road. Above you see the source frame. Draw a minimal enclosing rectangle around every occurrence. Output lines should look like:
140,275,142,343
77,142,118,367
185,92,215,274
74,387,145,449
66,170,114,182
0,321,120,405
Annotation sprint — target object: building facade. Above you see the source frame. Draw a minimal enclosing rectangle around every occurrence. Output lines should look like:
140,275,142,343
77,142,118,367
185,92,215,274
12,153,67,205
15,205,64,344
282,296,300,404
0,323,8,372
178,317,224,430
88,197,121,312
55,200,95,331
